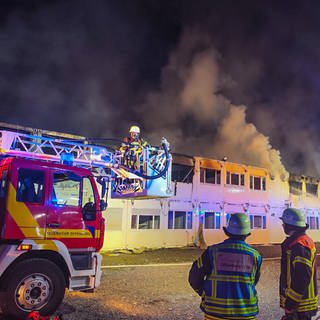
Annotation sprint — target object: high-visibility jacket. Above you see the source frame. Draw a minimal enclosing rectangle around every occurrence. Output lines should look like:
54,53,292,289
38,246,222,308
280,232,318,317
189,239,262,319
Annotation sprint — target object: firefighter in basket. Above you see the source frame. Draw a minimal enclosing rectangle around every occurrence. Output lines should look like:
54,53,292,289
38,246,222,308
120,125,150,171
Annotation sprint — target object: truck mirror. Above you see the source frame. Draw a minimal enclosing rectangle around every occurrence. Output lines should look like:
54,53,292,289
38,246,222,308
82,202,96,221
100,199,107,211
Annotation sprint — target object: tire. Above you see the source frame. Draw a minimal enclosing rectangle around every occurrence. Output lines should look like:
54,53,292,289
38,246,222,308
0,258,66,320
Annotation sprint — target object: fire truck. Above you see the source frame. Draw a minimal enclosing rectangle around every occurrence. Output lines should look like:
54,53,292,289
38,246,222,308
0,123,172,319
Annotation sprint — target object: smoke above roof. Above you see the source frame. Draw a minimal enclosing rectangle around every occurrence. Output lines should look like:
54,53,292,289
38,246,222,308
142,29,289,179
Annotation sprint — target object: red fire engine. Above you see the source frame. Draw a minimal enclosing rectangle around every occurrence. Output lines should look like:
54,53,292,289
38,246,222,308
0,123,172,319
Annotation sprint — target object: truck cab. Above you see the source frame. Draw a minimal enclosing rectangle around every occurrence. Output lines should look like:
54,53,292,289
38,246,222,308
0,157,105,319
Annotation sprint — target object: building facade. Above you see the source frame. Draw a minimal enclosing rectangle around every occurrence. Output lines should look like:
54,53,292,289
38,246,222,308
102,154,320,251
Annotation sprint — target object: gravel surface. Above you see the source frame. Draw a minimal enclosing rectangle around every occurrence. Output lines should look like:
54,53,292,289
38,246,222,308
1,247,319,319
59,260,285,320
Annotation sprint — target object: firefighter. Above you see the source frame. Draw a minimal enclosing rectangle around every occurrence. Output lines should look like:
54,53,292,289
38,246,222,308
189,213,262,320
121,125,149,170
279,208,318,320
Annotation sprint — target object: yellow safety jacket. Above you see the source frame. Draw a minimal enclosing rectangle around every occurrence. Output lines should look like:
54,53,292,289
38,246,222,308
280,232,318,316
189,239,262,319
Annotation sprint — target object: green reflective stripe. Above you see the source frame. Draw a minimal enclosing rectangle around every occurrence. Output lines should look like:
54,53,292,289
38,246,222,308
209,274,253,283
296,297,318,312
286,288,303,302
197,255,203,268
293,256,312,267
205,304,258,315
205,296,257,305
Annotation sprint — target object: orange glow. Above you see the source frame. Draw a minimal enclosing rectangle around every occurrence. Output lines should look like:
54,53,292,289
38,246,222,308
17,244,32,251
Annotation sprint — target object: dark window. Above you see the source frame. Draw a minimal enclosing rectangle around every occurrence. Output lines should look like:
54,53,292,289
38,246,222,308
17,169,44,203
249,214,267,229
168,211,192,229
172,164,194,183
131,214,160,229
289,181,302,196
0,169,8,198
200,168,221,184
250,176,266,191
131,214,137,229
306,183,317,196
227,172,244,186
204,212,221,229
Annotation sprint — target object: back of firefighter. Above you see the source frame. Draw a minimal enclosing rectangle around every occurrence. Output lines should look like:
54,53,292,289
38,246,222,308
189,213,262,320
279,208,318,320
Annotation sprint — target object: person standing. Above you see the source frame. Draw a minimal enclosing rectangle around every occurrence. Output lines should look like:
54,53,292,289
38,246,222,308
279,208,318,320
189,213,262,320
121,125,149,170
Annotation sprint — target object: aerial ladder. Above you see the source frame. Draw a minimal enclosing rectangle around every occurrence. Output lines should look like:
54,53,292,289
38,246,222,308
0,122,173,200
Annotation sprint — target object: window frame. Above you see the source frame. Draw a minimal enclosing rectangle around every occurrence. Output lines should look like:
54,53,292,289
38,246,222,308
200,168,221,185
226,172,245,186
203,211,221,230
131,213,161,230
168,210,193,230
250,175,266,191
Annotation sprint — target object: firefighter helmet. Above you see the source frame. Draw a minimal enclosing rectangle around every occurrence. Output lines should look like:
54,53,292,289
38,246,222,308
129,125,140,134
280,208,306,227
224,213,251,236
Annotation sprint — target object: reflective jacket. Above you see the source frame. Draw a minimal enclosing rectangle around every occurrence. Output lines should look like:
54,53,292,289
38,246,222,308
189,239,262,319
280,232,318,316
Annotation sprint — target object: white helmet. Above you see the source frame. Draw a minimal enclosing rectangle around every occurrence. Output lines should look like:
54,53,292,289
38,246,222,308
129,125,140,134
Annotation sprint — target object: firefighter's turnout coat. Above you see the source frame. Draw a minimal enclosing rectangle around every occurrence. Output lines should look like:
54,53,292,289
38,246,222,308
189,239,262,319
280,232,318,317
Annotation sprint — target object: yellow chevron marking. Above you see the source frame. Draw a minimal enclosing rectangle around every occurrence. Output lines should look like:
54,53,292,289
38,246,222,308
95,229,100,238
8,183,93,240
7,183,40,237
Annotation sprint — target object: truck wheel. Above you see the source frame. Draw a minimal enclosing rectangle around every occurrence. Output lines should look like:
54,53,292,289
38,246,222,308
0,258,66,319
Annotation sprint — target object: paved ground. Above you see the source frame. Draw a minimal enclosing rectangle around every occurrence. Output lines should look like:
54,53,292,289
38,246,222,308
1,246,319,320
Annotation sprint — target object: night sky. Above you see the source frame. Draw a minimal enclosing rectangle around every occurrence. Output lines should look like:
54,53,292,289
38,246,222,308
1,0,320,178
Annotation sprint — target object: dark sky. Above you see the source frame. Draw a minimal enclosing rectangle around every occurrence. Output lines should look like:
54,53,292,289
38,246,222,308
1,0,320,178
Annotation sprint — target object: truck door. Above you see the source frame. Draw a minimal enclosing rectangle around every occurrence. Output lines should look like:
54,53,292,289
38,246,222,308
46,170,100,249
4,165,47,240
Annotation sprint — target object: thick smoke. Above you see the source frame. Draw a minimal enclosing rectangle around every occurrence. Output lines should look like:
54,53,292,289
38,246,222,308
1,1,320,177
143,29,289,179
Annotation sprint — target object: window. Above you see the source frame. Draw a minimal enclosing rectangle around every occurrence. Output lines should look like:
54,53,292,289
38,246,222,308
306,183,317,196
250,214,267,229
200,168,221,184
131,214,160,229
307,216,319,230
203,212,221,229
17,168,44,203
82,177,95,206
52,172,81,206
172,164,194,183
0,169,8,198
226,172,244,186
168,211,192,229
289,181,302,196
250,176,266,191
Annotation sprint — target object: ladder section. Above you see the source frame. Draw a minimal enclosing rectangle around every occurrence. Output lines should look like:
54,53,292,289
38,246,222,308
0,130,120,171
